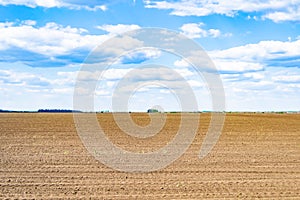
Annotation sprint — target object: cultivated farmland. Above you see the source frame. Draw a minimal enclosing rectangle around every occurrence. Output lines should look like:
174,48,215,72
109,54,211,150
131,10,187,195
0,113,299,199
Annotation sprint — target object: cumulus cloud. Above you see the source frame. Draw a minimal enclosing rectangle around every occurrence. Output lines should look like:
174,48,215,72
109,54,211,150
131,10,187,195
0,0,107,11
120,48,161,64
82,67,194,89
271,68,300,83
0,69,54,88
209,38,300,73
200,37,300,98
114,67,191,82
0,22,154,67
96,24,141,35
213,60,264,73
174,59,190,68
263,6,300,22
69,65,194,84
0,67,78,110
145,0,300,22
0,21,107,57
91,26,162,65
0,22,159,68
201,38,300,111
179,23,229,39
273,75,300,83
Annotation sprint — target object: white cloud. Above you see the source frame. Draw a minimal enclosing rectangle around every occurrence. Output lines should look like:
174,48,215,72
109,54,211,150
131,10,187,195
95,89,110,96
187,80,204,88
0,21,162,67
174,59,190,68
263,6,300,22
0,0,107,11
0,0,60,8
122,67,186,81
174,68,194,78
22,20,37,26
239,81,275,91
243,72,265,80
145,0,300,22
141,48,161,59
271,69,300,83
0,22,150,66
203,37,300,110
101,67,194,82
1,63,299,112
273,75,300,82
180,23,207,39
210,38,300,64
102,68,132,80
213,60,264,73
93,38,150,66
67,68,142,82
0,67,82,111
118,48,162,65
208,29,221,38
0,21,108,56
0,69,48,87
203,38,300,98
179,23,229,39
96,24,141,35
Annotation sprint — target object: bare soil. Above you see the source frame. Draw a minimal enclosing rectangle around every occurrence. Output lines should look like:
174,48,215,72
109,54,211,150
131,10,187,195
0,113,299,199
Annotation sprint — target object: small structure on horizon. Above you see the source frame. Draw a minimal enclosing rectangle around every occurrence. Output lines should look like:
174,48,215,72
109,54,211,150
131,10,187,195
147,108,159,113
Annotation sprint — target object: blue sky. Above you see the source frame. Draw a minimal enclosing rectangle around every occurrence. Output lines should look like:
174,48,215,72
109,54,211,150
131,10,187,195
0,0,299,111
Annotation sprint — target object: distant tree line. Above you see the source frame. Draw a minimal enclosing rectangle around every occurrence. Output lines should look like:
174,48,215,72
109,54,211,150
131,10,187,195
0,109,12,113
0,109,33,113
37,109,81,113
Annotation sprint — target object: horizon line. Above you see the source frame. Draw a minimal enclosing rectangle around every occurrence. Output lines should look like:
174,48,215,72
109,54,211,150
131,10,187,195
0,109,299,114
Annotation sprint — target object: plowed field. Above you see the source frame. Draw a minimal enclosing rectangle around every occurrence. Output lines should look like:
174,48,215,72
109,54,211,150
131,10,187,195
0,113,299,199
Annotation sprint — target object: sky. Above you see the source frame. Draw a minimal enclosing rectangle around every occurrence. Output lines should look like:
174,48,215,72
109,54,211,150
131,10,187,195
0,0,300,112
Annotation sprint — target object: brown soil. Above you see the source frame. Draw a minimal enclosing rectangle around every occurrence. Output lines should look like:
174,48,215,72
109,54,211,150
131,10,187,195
0,113,299,199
